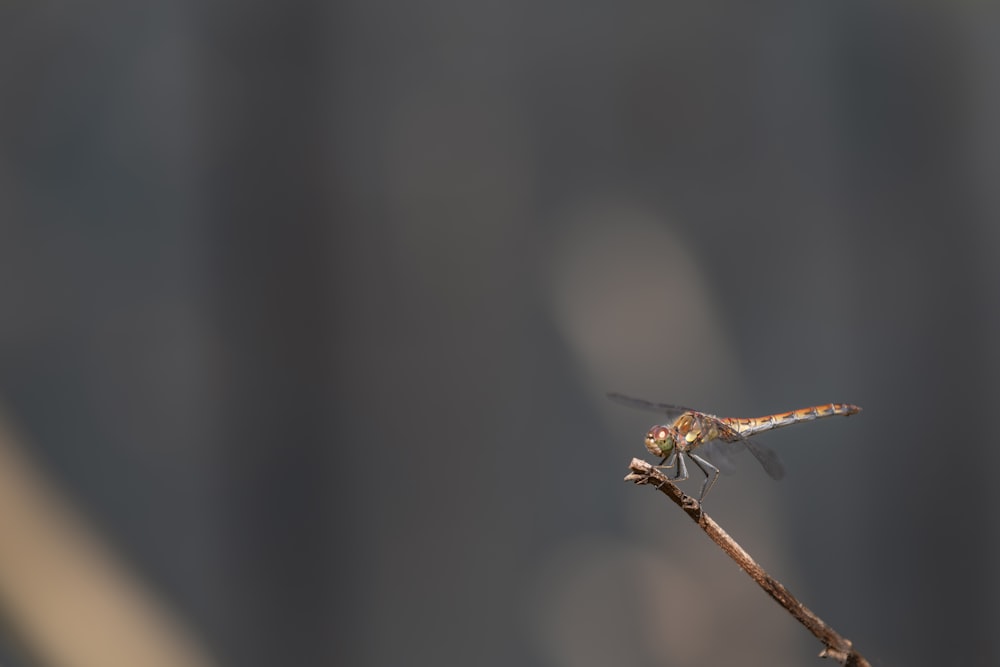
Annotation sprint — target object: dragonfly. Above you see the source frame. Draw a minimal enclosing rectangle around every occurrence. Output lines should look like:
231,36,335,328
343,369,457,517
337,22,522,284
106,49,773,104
608,393,862,502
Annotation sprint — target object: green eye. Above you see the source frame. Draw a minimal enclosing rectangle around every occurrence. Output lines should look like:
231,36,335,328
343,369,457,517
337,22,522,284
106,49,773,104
644,426,675,457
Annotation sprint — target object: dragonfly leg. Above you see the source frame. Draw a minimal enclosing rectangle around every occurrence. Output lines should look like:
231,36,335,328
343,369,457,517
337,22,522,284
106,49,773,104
654,450,678,471
673,451,689,482
689,453,720,501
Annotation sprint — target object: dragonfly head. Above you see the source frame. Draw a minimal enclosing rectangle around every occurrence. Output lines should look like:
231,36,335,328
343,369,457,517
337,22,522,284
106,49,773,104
644,425,678,458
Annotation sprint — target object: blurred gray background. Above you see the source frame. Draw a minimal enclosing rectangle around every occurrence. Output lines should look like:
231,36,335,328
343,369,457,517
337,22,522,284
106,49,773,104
2,1,999,666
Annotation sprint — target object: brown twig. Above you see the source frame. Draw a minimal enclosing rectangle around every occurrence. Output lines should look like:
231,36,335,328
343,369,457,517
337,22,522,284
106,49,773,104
624,458,870,667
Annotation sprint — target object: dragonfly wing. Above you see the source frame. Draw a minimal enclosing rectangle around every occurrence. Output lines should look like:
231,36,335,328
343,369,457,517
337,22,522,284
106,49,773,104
741,437,786,480
606,392,699,418
714,425,786,481
697,439,739,475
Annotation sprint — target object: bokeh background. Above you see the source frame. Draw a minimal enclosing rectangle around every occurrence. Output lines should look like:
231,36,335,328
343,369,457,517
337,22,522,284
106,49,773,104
2,1,999,666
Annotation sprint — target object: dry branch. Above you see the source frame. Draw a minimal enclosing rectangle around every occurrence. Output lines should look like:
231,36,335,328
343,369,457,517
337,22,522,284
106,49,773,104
624,458,870,667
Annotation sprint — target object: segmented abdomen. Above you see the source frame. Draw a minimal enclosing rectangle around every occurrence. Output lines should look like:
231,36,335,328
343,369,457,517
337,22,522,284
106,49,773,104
723,403,862,438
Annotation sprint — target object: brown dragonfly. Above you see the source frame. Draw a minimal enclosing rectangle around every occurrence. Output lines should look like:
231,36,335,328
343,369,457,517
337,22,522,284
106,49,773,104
608,393,862,501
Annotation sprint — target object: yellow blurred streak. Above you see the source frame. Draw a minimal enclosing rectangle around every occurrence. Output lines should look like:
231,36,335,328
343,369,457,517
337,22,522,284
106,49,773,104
0,412,217,667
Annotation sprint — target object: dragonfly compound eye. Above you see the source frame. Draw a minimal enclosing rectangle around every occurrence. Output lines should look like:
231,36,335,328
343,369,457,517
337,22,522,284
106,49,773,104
644,426,676,457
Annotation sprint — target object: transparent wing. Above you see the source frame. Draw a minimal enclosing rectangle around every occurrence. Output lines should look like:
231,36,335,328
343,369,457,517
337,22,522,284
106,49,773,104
696,439,739,475
606,392,699,419
711,423,786,480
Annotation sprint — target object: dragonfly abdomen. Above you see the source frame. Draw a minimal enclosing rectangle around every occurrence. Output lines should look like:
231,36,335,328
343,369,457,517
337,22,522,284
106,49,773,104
724,403,862,438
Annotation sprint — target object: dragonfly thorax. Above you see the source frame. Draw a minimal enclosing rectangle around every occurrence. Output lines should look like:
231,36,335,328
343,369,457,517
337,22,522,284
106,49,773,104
644,425,679,457
673,412,721,447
